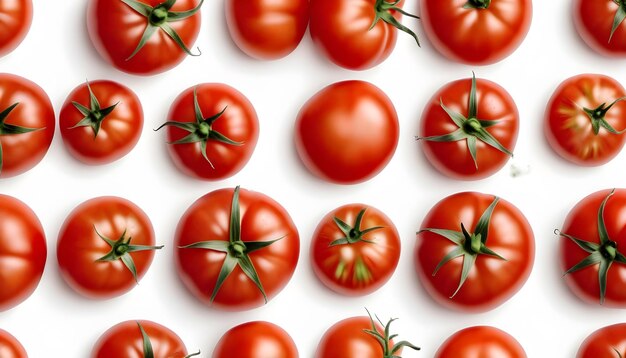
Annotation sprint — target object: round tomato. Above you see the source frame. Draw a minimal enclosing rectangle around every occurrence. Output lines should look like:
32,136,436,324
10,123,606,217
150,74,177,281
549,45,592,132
59,80,144,165
416,192,534,312
578,323,626,358
419,74,518,180
311,204,400,296
545,74,626,166
157,83,259,180
213,321,298,358
420,0,532,65
310,0,419,70
87,0,203,75
225,0,309,60
0,0,32,57
0,329,27,358
175,186,299,311
435,326,527,358
0,195,46,312
57,196,161,299
574,0,626,57
295,80,399,184
0,73,54,178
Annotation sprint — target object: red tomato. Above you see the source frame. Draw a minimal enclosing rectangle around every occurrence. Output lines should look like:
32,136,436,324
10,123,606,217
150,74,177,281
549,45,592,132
87,0,203,75
577,323,626,358
0,329,27,358
0,73,54,178
574,0,626,57
0,0,32,57
225,0,309,60
175,186,299,310
416,192,534,312
310,0,419,70
435,326,527,358
295,80,399,184
0,195,46,311
419,74,519,180
311,204,400,296
59,80,144,165
57,197,161,299
420,0,532,65
545,74,626,166
213,321,298,358
157,83,259,180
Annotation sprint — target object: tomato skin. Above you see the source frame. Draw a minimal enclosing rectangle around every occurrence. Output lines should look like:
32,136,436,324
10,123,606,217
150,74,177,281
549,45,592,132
420,0,532,65
0,195,46,312
0,329,27,358
225,0,309,60
315,316,392,358
574,0,626,57
213,321,299,358
0,0,32,57
435,326,527,358
295,80,399,184
544,74,626,166
57,197,156,299
577,323,626,358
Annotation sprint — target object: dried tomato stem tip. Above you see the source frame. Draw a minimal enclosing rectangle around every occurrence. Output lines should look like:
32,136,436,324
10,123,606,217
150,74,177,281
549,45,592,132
372,0,420,46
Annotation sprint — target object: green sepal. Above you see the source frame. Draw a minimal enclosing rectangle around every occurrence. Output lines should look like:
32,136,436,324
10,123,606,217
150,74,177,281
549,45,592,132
70,81,118,138
610,2,626,43
329,208,383,247
0,102,44,175
582,97,626,135
363,308,420,358
370,0,420,46
136,322,154,358
463,0,491,9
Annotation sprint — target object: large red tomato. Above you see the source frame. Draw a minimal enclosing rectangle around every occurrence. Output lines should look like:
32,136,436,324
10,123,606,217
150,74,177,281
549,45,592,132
419,74,519,180
157,83,259,180
225,0,309,60
577,323,626,358
213,321,299,358
57,197,161,299
0,329,27,358
545,74,626,166
311,204,400,296
420,0,532,65
416,192,535,312
0,73,54,178
435,326,527,358
0,195,46,312
0,0,32,57
175,186,299,311
59,80,144,165
87,0,203,75
574,0,626,57
295,80,399,184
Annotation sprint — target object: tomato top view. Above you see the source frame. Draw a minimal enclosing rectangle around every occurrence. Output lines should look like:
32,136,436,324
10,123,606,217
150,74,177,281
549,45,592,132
545,74,626,166
213,321,299,358
577,323,626,358
435,326,527,358
87,0,203,75
420,0,532,65
0,0,32,58
574,0,626,57
0,329,27,358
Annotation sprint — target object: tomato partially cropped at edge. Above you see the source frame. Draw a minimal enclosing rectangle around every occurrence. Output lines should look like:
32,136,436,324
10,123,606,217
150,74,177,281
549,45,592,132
213,321,299,358
0,329,27,358
0,0,32,58
435,326,527,358
574,0,626,57
577,323,626,358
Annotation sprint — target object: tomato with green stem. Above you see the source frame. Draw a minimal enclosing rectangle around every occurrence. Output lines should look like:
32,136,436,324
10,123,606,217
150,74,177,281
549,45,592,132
0,329,27,358
0,0,32,58
578,323,626,358
213,321,298,358
435,326,527,358
574,0,626,57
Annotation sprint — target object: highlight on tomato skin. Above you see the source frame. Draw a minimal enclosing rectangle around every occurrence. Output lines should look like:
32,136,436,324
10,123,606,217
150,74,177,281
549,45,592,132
0,329,27,358
213,321,299,358
0,0,32,58
577,323,626,358
435,326,527,358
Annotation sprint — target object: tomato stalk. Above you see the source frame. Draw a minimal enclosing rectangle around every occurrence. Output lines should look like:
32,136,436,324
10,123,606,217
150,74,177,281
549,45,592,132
330,208,383,246
136,322,200,358
582,97,626,135
70,81,118,138
372,0,420,46
363,309,420,358
610,0,626,42
464,0,491,9
0,102,43,175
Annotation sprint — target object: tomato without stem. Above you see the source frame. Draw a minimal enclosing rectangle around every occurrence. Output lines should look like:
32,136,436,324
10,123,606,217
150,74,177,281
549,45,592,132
0,0,32,57
213,321,298,358
577,323,626,358
574,0,626,57
435,326,527,358
0,329,27,358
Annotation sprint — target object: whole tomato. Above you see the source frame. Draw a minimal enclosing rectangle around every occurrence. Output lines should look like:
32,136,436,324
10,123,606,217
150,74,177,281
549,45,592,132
59,80,144,165
57,197,162,299
419,74,518,180
0,73,54,178
0,0,32,57
0,195,46,312
435,326,527,358
416,192,535,312
0,329,27,358
574,0,626,57
577,323,626,358
87,0,203,75
213,321,299,358
420,0,532,65
175,186,299,311
225,0,309,60
311,204,400,296
295,80,399,184
157,83,259,180
545,74,626,166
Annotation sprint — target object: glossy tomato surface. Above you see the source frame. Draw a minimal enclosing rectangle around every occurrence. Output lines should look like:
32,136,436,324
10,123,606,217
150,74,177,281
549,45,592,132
0,0,32,57
574,0,626,57
295,80,399,184
0,329,27,358
213,321,299,358
577,323,626,358
435,326,527,358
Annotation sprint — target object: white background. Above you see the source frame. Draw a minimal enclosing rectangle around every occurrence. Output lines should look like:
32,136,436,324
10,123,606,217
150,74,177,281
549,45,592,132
1,0,625,357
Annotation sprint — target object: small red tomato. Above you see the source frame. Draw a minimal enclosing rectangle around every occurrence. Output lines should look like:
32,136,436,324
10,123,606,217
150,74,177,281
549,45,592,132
545,74,626,166
574,0,626,57
0,0,32,57
213,321,299,358
59,80,144,165
435,326,527,358
311,204,400,296
0,329,27,358
57,197,162,299
157,83,259,180
577,323,626,358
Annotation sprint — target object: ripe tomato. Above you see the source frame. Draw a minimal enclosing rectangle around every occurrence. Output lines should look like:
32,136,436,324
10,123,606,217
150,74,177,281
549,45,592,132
420,0,532,65
0,329,27,358
0,73,54,178
0,195,46,312
175,186,299,310
57,196,161,299
87,0,203,75
419,74,519,180
295,80,399,184
0,0,32,57
310,0,419,70
416,192,534,312
157,83,259,180
435,326,527,358
577,323,626,358
225,0,309,60
574,0,626,57
59,80,144,165
545,74,626,166
213,321,298,358
311,204,400,296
